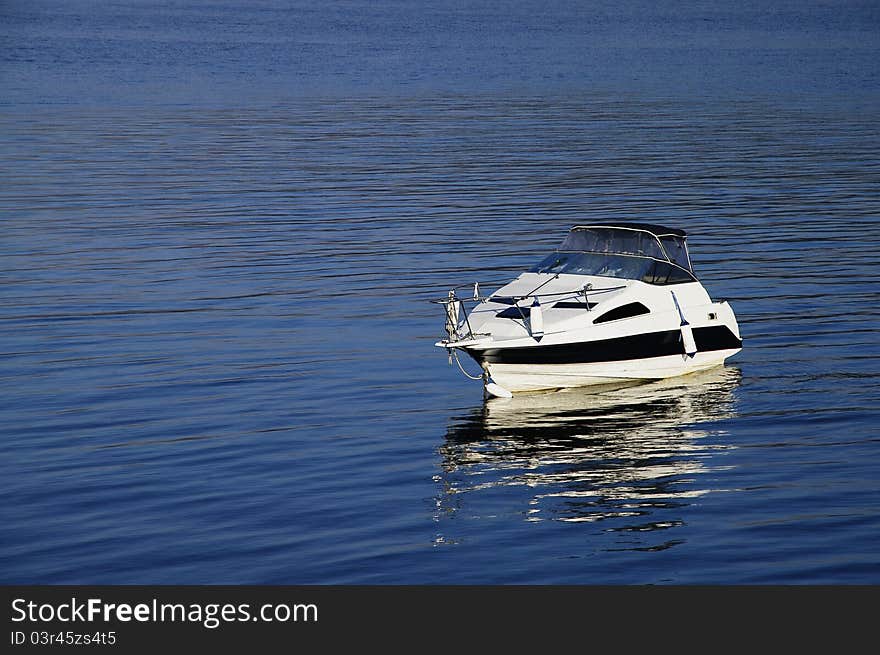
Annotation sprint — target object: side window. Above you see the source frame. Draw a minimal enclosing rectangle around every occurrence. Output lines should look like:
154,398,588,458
593,302,651,324
665,265,696,284
641,260,695,285
660,236,692,271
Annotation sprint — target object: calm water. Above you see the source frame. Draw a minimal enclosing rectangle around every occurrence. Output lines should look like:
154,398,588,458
2,1,879,584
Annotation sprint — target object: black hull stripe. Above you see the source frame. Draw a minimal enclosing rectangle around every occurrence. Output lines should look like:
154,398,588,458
467,326,742,365
694,325,744,352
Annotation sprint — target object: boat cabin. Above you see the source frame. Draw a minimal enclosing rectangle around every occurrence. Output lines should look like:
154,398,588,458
530,223,696,285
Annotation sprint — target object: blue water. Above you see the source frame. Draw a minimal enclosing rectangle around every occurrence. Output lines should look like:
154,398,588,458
2,1,879,584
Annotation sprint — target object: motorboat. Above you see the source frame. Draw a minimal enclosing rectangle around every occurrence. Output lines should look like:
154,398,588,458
434,222,742,397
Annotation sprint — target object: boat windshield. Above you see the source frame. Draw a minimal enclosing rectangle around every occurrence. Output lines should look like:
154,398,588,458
560,227,668,259
559,227,666,259
549,226,694,273
529,225,696,284
528,251,695,284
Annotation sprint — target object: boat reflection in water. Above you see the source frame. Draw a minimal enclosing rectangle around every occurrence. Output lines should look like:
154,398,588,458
437,366,742,547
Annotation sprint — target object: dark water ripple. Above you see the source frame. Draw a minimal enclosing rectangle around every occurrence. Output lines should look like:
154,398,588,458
2,93,879,583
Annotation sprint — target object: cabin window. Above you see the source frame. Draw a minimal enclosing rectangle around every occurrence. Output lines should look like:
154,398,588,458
592,302,650,324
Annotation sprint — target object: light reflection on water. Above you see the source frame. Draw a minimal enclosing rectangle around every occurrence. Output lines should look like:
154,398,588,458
438,367,741,546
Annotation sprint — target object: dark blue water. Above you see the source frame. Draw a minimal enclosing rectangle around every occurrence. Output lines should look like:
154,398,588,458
2,1,879,584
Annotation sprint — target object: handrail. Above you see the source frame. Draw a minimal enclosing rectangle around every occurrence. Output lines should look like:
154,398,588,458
430,284,625,305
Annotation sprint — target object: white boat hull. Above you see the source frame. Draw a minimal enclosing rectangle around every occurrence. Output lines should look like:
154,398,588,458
485,348,741,393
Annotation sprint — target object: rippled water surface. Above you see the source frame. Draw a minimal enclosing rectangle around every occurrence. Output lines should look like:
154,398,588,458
2,1,879,584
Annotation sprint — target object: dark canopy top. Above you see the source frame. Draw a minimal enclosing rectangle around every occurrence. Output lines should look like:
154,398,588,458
571,222,687,238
